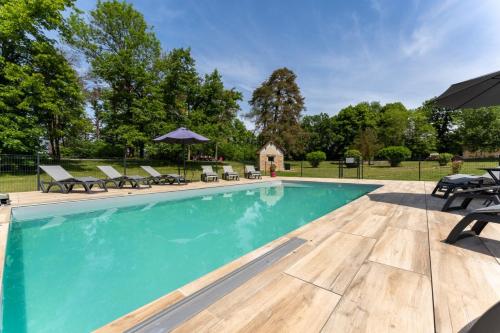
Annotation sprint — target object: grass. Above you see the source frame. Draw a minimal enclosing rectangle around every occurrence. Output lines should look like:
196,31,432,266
0,159,249,193
0,158,498,193
276,160,499,181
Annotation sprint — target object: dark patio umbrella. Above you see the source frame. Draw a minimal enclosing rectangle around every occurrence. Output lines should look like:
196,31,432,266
154,127,210,177
434,70,500,109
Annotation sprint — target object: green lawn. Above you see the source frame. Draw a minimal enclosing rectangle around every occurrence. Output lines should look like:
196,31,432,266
277,160,499,181
0,159,249,193
0,158,498,193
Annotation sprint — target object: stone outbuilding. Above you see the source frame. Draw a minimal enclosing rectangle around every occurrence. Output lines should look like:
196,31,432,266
258,142,284,172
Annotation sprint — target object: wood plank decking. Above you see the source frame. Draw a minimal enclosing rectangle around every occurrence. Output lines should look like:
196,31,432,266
4,177,500,332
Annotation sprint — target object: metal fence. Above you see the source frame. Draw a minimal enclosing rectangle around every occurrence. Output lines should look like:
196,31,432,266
0,154,255,193
1,154,499,193
276,157,500,181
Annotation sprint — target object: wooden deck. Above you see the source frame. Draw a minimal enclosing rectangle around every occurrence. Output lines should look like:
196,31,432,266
3,178,500,332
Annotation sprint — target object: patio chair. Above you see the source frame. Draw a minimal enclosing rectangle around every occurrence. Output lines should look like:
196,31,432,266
222,165,239,181
244,165,262,179
431,173,495,199
445,203,500,244
201,165,218,182
140,166,186,185
97,166,151,189
39,165,107,193
442,185,500,211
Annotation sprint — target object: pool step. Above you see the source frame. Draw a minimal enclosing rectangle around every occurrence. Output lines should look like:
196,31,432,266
127,237,307,333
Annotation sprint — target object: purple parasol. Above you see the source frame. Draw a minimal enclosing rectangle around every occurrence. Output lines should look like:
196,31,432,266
153,127,210,178
154,127,209,144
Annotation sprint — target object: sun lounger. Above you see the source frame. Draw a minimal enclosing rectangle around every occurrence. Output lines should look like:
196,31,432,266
445,203,500,244
431,173,495,199
201,165,218,182
97,166,151,188
222,165,239,181
141,166,186,185
442,185,500,211
39,165,107,193
0,193,10,205
244,165,261,179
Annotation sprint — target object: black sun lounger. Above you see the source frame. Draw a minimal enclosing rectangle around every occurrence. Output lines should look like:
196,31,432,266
431,174,491,199
441,185,500,211
445,204,500,244
201,165,218,182
222,165,240,181
98,166,151,189
39,165,107,193
141,166,186,185
244,165,261,179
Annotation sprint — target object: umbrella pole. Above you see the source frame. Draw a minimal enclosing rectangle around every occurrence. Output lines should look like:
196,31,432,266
178,145,181,176
183,144,186,179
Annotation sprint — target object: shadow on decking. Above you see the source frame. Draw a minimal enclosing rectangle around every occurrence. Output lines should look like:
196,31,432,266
444,236,500,257
367,192,489,215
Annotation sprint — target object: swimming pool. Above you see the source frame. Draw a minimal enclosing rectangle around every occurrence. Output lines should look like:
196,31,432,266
3,181,378,332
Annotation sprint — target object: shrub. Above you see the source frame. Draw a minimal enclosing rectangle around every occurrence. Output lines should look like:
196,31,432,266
438,153,453,166
306,151,326,168
345,149,362,159
451,160,463,174
377,146,411,167
269,163,277,172
345,149,361,168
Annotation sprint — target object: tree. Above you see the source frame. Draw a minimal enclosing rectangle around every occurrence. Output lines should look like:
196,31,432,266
0,0,85,155
377,102,408,147
31,45,86,158
157,48,200,125
330,102,381,157
404,110,436,158
353,128,381,164
247,68,306,158
302,113,338,159
457,107,500,152
67,0,164,157
421,100,460,154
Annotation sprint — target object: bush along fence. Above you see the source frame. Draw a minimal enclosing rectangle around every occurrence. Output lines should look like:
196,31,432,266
1,154,500,193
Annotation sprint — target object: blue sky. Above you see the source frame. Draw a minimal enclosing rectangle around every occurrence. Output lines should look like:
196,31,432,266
75,0,500,121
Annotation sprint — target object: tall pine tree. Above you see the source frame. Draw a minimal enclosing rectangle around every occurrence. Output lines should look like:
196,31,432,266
247,68,306,158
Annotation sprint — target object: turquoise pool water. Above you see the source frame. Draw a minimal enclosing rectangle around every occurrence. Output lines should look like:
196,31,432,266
3,181,378,332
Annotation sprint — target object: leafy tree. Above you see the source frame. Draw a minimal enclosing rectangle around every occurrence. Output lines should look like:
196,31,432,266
67,0,164,157
302,113,338,159
377,102,408,147
157,48,200,125
456,107,500,152
247,67,306,158
404,110,436,159
0,0,85,156
421,100,460,154
330,102,381,157
353,128,381,164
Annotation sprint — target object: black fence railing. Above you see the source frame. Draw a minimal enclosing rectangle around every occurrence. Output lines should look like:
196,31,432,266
0,154,257,193
275,157,500,181
1,154,499,193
